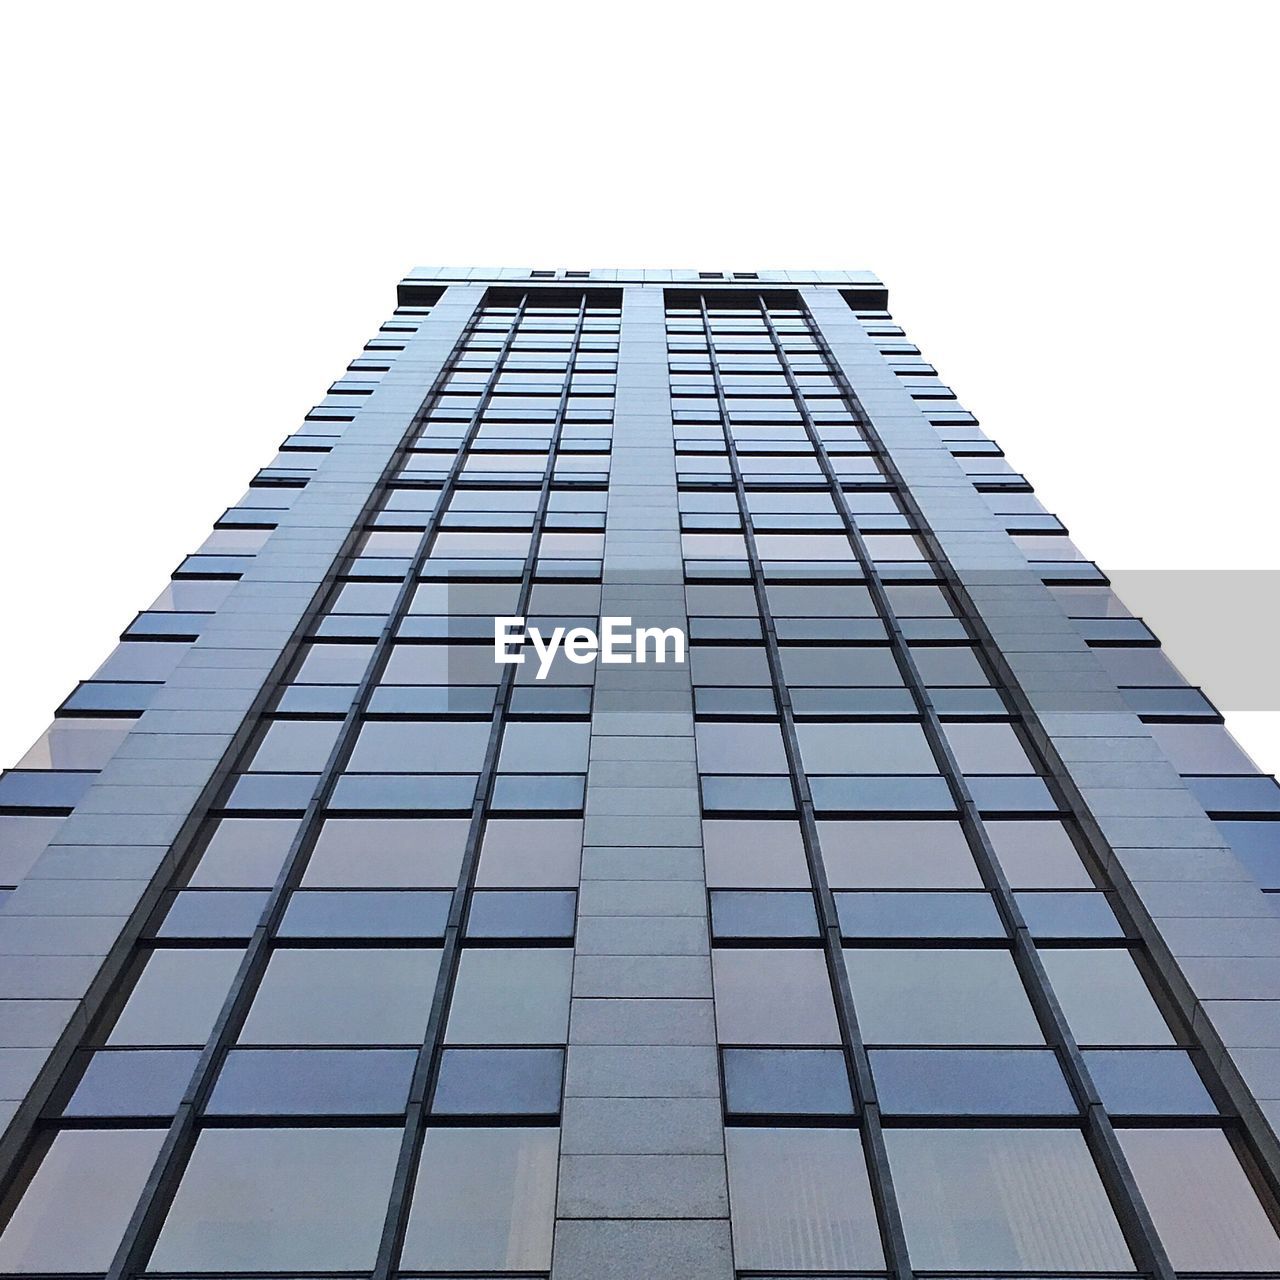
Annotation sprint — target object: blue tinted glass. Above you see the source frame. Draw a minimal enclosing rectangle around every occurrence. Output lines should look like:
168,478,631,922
701,776,797,813
1016,891,1124,939
206,1049,416,1115
1216,821,1280,888
1085,1050,1217,1116
809,776,954,815
967,776,1057,814
279,890,451,938
225,773,319,812
722,1048,855,1116
835,892,1003,939
432,1048,563,1116
63,1050,199,1118
489,774,585,812
872,1049,1076,1115
158,891,269,939
711,891,820,939
329,774,478,812
1185,775,1280,815
465,891,576,940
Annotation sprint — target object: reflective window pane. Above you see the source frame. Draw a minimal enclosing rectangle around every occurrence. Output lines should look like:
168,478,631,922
63,1049,199,1118
872,1048,1075,1116
1118,1128,1280,1270
722,1048,854,1117
108,949,243,1046
711,890,819,939
400,1126,558,1271
713,948,839,1044
475,818,583,886
207,1048,416,1115
302,816,468,887
845,948,1042,1045
703,819,810,887
445,948,572,1044
1085,1049,1216,1116
190,817,301,888
0,1129,165,1273
725,1127,884,1271
1040,948,1173,1045
836,891,1004,939
887,1127,1133,1270
817,819,982,888
148,1127,400,1272
465,890,576,940
239,948,440,1045
433,1048,564,1116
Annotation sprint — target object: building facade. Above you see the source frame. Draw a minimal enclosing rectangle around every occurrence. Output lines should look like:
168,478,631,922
0,266,1278,1278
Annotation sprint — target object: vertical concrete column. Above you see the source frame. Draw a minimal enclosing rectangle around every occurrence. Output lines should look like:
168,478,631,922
552,287,733,1279
803,284,1280,1165
0,286,484,1150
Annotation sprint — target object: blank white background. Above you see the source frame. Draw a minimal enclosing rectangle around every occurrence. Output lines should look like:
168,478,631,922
1,2,1277,770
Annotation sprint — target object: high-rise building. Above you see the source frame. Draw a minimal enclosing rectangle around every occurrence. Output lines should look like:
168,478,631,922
0,266,1278,1279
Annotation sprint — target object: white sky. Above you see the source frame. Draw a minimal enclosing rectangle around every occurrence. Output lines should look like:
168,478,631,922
1,1,1277,770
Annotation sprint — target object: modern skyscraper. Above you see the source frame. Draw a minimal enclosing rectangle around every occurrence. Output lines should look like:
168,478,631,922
0,266,1278,1279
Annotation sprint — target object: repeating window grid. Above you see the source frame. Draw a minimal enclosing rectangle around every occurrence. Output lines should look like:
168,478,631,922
677,290,1222,1279
0,291,616,1280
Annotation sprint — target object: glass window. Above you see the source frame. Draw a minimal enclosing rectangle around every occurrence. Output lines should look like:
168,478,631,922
302,816,468,887
809,774,954,814
1150,721,1257,774
278,890,450,938
0,1129,166,1272
347,719,491,772
887,1127,1132,1270
247,719,343,772
433,1048,564,1115
703,819,810,887
712,948,839,1044
722,1048,854,1117
400,1126,558,1271
465,890,576,940
911,645,988,686
475,818,582,886
696,721,789,773
294,642,375,684
16,716,134,770
445,948,572,1044
1040,948,1173,1045
711,890,819,939
845,948,1042,1045
725,1127,884,1271
239,948,440,1045
1016,890,1123,938
64,1049,199,1118
1084,1049,1215,1115
943,722,1035,773
1118,1128,1280,1270
797,722,937,774
148,1127,400,1272
817,819,982,888
158,890,268,940
206,1048,415,1116
985,819,1091,888
836,891,1004,939
498,720,590,772
780,645,902,687
108,948,243,1046
871,1048,1074,1115
189,816,301,888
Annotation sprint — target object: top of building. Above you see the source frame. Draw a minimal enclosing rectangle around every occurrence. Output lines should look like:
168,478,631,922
401,266,883,286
